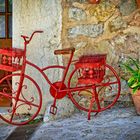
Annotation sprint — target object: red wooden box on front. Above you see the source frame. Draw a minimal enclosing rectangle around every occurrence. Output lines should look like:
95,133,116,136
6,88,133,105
0,48,24,72
75,54,107,84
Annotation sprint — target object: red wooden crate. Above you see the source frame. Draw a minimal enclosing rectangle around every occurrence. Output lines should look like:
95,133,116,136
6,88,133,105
75,54,106,84
0,48,24,72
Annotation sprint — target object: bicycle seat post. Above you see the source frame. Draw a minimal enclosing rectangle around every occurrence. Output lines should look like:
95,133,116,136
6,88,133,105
54,47,75,85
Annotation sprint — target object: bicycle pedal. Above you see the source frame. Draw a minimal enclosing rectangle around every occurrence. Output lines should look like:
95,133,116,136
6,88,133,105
50,105,57,115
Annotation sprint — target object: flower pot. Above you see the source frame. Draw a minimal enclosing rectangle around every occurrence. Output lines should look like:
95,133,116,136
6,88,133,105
88,0,100,4
130,89,140,115
136,0,140,8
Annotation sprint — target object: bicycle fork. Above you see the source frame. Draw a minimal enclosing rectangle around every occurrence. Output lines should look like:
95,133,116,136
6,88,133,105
10,74,25,122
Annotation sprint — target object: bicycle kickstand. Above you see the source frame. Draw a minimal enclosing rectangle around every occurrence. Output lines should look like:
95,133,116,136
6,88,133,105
88,94,95,120
88,86,99,120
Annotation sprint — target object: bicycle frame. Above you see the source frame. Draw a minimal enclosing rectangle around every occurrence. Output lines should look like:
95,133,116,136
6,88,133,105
24,53,93,94
23,53,95,115
20,31,93,94
0,31,121,125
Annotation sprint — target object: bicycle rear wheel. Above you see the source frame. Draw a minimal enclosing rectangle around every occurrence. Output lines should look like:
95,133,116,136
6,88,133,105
68,64,121,113
0,73,42,125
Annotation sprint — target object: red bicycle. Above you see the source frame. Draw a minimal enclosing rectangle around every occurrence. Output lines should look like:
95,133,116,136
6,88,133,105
0,31,121,125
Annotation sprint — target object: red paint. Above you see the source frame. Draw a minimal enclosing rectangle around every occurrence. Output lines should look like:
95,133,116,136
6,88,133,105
0,31,121,125
89,0,100,4
50,82,67,99
75,54,106,84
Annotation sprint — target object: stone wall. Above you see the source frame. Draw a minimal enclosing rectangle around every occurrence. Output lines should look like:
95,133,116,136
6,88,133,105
61,0,140,101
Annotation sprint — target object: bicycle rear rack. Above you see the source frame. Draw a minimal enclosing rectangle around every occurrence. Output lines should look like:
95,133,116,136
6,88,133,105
75,54,107,84
0,48,24,72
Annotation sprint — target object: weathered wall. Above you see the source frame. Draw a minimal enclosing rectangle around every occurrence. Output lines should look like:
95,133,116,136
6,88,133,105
13,0,63,114
62,0,140,102
12,0,140,117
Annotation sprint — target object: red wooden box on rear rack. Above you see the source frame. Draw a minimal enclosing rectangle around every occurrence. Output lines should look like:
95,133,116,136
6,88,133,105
0,48,24,72
75,54,107,84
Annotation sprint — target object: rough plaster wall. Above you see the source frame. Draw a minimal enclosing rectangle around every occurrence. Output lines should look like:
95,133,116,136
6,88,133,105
13,0,63,114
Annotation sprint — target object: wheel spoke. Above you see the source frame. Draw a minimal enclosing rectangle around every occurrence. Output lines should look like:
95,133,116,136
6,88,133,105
98,81,119,87
69,85,93,93
10,105,17,123
0,91,40,108
17,98,40,108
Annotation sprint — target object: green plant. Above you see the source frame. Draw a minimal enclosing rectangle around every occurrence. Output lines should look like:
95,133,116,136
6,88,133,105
120,57,140,94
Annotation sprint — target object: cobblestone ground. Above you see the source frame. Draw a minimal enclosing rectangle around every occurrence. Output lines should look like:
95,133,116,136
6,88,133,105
30,107,140,140
0,107,140,140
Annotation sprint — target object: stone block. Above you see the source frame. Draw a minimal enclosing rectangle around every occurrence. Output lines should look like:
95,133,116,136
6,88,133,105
89,1,116,22
69,7,87,21
68,23,104,38
109,16,127,32
119,0,137,16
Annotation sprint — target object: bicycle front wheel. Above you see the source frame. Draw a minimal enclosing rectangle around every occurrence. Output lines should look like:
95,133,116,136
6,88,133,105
0,73,42,125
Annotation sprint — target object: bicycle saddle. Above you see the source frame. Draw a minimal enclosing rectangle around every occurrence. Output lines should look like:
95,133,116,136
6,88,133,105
54,47,75,55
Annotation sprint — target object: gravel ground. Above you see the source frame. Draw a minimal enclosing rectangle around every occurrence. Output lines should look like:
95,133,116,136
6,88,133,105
0,107,140,140
31,107,140,140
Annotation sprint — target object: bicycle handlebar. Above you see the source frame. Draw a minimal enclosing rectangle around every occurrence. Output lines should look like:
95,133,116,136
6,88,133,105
21,30,43,43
